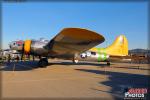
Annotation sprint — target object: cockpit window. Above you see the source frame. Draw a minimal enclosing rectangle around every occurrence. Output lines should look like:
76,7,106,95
13,43,16,45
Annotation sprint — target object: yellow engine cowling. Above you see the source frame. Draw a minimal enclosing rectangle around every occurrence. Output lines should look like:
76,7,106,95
24,40,31,54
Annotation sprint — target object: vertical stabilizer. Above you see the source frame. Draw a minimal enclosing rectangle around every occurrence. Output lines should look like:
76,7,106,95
105,35,128,56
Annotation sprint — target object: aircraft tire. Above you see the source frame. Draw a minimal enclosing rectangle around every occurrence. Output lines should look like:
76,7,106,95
74,59,79,63
73,59,79,64
107,62,110,66
38,58,48,68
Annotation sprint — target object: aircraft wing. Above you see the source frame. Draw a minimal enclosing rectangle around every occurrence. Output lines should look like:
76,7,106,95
45,28,105,56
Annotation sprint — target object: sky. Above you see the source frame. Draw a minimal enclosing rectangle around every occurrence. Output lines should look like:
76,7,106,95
2,2,148,50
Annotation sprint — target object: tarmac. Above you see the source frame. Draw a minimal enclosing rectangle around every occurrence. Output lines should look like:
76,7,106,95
0,59,149,100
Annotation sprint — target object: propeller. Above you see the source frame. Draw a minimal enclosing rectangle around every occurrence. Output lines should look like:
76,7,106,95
32,55,35,61
21,43,24,61
32,52,35,61
21,40,31,61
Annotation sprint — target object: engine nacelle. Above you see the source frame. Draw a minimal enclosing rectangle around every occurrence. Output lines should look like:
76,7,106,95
24,40,31,54
24,40,49,56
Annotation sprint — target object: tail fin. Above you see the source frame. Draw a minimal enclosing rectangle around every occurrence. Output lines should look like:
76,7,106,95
105,35,128,56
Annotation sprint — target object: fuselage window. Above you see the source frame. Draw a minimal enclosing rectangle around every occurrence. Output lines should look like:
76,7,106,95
91,52,96,55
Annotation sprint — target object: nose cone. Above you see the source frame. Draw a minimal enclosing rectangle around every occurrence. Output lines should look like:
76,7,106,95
9,43,15,50
9,41,24,51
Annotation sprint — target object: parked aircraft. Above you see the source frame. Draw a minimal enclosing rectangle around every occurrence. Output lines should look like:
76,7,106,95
9,28,129,67
9,28,106,67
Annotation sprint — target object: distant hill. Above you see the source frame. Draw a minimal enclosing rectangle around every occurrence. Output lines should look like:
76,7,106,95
129,49,150,53
129,49,150,56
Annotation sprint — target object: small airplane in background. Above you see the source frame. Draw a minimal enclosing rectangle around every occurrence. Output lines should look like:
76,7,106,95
9,28,129,67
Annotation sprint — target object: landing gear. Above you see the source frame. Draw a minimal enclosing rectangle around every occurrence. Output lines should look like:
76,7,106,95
74,59,79,63
107,62,110,66
72,57,79,64
38,58,48,68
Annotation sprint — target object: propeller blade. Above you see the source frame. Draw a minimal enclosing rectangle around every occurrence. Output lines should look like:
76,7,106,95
28,54,30,61
33,55,35,61
21,44,24,61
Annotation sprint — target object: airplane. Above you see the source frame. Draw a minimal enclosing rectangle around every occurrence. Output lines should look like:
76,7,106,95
9,28,129,67
9,28,106,67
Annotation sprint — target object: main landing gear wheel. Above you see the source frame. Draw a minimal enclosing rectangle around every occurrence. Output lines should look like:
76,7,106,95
38,58,48,68
74,59,79,63
107,62,110,66
72,58,79,64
